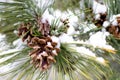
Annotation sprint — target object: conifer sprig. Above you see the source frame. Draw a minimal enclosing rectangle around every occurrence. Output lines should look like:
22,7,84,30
0,0,119,80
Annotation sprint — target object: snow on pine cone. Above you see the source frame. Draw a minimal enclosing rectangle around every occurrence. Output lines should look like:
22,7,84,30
37,17,50,36
106,17,120,38
92,1,107,27
93,13,107,27
18,20,60,70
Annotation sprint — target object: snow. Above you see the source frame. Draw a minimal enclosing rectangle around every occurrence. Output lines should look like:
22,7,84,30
52,50,57,55
0,64,11,73
88,31,114,50
51,36,59,43
75,9,85,20
42,9,54,24
110,14,120,26
83,23,96,33
115,14,120,18
59,33,74,43
53,10,69,20
69,14,78,26
54,10,79,25
42,11,78,36
13,39,25,49
42,9,79,35
103,21,110,28
0,35,25,79
0,34,9,51
110,15,116,22
89,32,107,47
47,42,52,47
0,34,5,39
96,57,107,65
51,36,60,48
13,30,18,35
95,14,100,20
76,47,96,57
0,59,29,73
41,51,48,56
42,9,65,28
67,25,76,35
93,1,107,14
112,20,118,26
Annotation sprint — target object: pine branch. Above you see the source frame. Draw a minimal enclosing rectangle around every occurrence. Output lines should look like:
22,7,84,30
0,0,119,80
0,0,52,43
104,0,120,17
53,0,80,11
54,43,112,80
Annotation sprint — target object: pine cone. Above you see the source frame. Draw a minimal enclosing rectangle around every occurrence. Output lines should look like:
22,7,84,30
106,17,120,38
28,36,60,70
94,13,107,27
18,23,32,42
18,27,28,36
18,20,60,70
117,17,120,23
37,18,50,36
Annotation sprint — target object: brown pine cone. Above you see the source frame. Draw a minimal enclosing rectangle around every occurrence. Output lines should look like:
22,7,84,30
94,13,107,27
18,27,28,36
37,18,50,36
17,20,60,70
28,36,60,70
106,24,120,38
18,23,33,42
117,17,120,23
